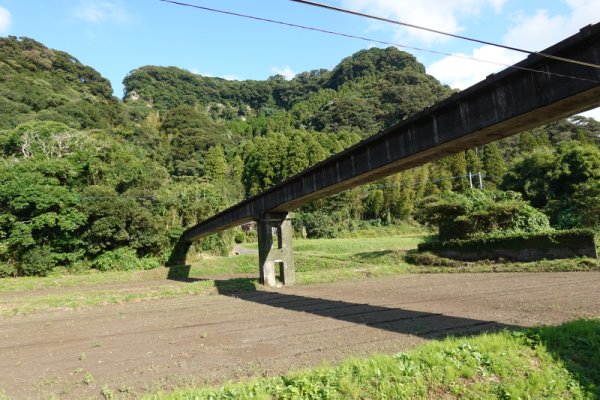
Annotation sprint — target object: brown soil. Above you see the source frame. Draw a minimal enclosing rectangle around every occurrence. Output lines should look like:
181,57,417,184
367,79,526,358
1,272,599,399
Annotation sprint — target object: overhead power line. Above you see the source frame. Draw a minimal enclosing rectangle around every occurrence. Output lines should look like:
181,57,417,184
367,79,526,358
290,0,600,70
158,0,599,83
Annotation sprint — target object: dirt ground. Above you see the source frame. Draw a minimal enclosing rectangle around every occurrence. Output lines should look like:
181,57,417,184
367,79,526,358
1,272,599,399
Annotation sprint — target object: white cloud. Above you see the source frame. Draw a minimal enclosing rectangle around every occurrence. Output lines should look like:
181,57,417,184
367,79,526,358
502,10,567,51
190,70,239,81
0,6,11,34
74,0,131,24
271,66,296,80
579,107,600,121
428,45,521,89
427,0,600,89
340,0,506,43
503,1,600,51
489,0,507,13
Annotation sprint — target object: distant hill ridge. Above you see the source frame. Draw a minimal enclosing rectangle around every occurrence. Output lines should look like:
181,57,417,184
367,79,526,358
1,36,452,137
0,36,125,130
123,47,450,136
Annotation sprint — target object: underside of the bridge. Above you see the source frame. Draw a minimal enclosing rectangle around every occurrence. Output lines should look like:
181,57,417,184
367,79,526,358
169,22,600,287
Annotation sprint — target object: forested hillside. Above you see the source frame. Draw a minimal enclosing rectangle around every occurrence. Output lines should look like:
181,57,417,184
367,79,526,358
1,35,598,277
0,37,124,129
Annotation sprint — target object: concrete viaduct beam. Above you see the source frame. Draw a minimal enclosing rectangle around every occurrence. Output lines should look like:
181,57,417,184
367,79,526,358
178,23,600,286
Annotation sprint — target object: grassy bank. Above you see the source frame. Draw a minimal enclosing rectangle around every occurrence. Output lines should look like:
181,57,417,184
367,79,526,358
147,317,600,399
1,232,599,317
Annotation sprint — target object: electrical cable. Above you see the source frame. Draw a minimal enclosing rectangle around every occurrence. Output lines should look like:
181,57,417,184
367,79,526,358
158,0,599,83
290,0,600,70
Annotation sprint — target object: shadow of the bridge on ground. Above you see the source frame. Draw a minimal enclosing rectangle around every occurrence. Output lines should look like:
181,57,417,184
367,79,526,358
167,265,515,340
168,267,600,397
217,280,515,340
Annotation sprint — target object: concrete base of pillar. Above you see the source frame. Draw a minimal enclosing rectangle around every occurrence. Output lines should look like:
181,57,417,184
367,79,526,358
166,236,192,281
257,212,295,287
166,236,192,267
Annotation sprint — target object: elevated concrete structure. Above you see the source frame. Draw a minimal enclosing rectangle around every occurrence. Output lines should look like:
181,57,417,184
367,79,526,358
178,23,600,286
257,213,295,286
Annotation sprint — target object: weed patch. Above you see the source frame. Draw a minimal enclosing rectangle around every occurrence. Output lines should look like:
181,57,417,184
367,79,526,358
147,318,600,399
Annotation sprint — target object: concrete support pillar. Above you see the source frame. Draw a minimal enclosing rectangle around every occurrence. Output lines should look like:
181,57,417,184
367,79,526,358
166,236,192,267
257,212,295,288
166,236,192,280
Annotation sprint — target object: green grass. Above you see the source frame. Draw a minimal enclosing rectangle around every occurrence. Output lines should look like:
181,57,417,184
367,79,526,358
294,235,423,254
147,317,600,399
337,222,430,238
1,231,599,317
0,254,258,293
262,235,421,285
0,268,262,317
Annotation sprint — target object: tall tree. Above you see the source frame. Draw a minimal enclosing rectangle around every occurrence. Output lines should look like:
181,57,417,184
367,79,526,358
204,145,228,182
283,134,309,178
447,153,468,191
482,142,506,187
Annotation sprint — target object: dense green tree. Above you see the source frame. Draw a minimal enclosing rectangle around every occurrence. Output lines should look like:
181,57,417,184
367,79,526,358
482,142,506,187
305,134,329,165
229,154,244,182
517,130,550,154
308,96,379,134
283,134,310,178
204,145,228,182
429,160,454,193
79,185,168,256
465,149,483,182
163,106,233,176
416,190,550,241
501,148,555,208
0,158,86,275
446,153,469,191
502,142,600,229
365,189,385,219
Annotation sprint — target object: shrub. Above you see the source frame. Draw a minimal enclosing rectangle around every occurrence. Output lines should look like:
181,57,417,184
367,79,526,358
234,230,246,244
415,190,550,241
418,229,597,256
0,261,17,278
404,250,461,267
296,211,341,238
93,247,142,271
245,229,258,243
197,231,234,256
20,246,56,276
140,256,161,270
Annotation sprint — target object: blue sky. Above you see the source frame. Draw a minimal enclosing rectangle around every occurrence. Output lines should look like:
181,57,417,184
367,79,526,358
0,0,598,118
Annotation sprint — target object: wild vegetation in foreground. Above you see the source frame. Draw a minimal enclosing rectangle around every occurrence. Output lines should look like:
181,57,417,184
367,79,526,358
1,230,598,317
148,317,600,400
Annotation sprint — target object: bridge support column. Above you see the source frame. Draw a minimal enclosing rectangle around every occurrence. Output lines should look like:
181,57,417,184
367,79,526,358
257,212,295,288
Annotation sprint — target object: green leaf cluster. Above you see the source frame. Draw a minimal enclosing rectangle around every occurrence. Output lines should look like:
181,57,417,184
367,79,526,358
502,141,600,230
415,190,550,241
